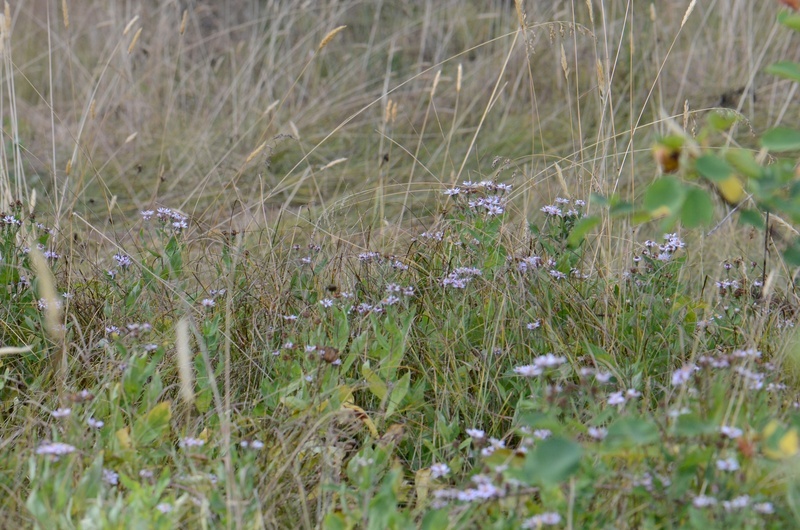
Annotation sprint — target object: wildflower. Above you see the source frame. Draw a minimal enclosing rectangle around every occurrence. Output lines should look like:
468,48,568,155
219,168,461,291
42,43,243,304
607,391,626,406
300,256,312,265
87,417,105,429
541,205,563,217
144,344,158,352
587,427,607,440
668,407,691,418
753,502,774,514
179,437,205,449
43,250,60,260
282,314,298,321
595,371,612,383
671,365,696,387
51,408,72,418
534,353,566,368
533,429,552,440
693,495,718,508
139,469,154,479
156,503,173,514
201,298,215,308
526,320,541,330
466,428,485,439
431,463,450,479
521,513,561,528
36,442,77,458
103,468,119,486
514,364,543,377
716,457,739,472
626,389,641,399
574,199,586,207
383,295,400,306
722,495,750,511
720,426,743,439
320,298,334,308
283,341,294,349
549,270,567,280
555,197,570,204
304,345,317,353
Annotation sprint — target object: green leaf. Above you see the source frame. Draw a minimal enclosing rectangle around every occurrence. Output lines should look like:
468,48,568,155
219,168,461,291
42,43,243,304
778,11,800,32
362,362,388,401
681,189,714,228
567,215,600,247
521,437,582,486
707,110,738,131
761,127,800,152
134,401,172,446
674,413,717,437
643,176,685,218
385,371,410,420
604,416,660,449
726,149,762,179
695,155,733,183
784,239,800,268
738,209,764,229
421,510,448,530
766,61,800,83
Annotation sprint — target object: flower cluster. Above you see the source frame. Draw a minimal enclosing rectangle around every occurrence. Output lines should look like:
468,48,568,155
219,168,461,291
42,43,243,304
443,180,512,217
442,267,482,289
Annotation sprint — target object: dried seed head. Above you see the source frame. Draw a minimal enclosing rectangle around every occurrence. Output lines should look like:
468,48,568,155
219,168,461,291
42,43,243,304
681,0,697,28
128,27,142,54
62,0,69,29
180,10,188,35
123,15,139,36
317,25,346,52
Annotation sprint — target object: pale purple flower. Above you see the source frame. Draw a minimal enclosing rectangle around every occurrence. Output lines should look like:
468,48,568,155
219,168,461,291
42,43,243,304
431,463,450,479
716,457,739,472
720,426,743,439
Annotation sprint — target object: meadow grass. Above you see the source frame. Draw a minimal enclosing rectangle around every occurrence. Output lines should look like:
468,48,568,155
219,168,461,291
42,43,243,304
1,1,799,528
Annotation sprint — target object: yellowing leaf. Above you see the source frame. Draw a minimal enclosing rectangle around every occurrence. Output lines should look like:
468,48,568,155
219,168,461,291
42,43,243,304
341,402,379,439
116,427,131,449
762,419,800,459
135,401,173,446
415,468,432,508
714,174,746,206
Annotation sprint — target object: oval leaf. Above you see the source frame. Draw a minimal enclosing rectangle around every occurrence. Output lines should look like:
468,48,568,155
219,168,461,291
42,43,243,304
761,127,800,152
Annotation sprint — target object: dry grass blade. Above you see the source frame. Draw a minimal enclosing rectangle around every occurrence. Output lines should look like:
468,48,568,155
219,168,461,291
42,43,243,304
176,317,195,406
29,248,63,341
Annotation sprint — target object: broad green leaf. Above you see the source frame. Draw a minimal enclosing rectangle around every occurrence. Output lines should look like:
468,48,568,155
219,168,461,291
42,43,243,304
134,400,172,446
644,176,685,217
707,110,738,131
695,155,733,183
567,215,600,247
604,416,660,449
738,209,765,229
385,371,410,419
784,240,800,268
778,11,800,32
761,127,800,152
766,61,800,84
681,189,714,228
362,362,388,401
726,149,762,179
674,413,717,437
521,437,582,486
